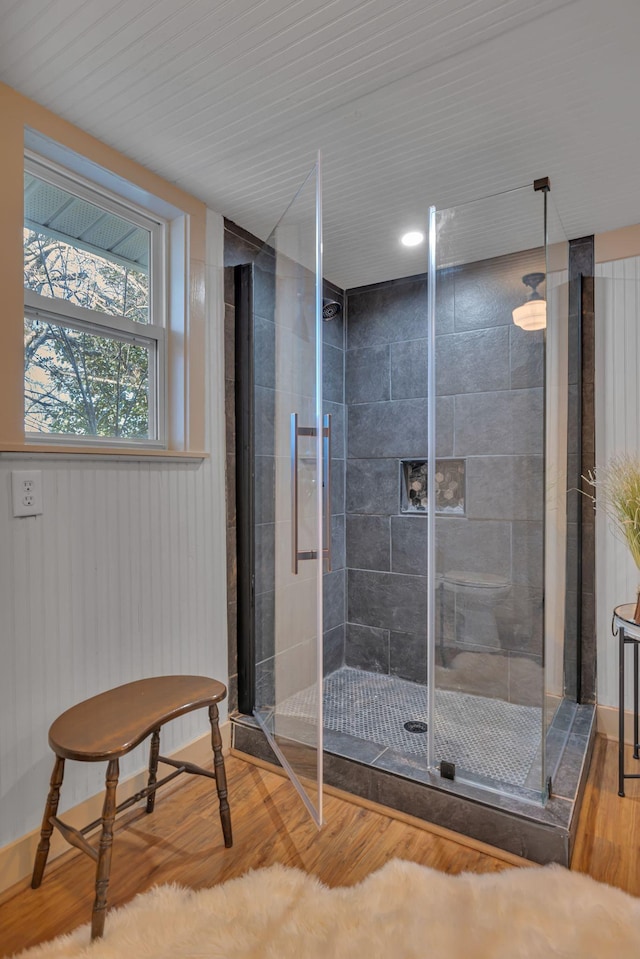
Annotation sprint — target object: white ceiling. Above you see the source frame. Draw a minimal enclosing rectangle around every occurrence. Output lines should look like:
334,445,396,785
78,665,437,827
1,0,639,287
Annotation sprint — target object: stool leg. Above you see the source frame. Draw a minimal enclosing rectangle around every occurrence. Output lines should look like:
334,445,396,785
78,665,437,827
634,643,639,761
91,759,119,941
619,628,626,796
31,756,65,888
146,728,161,813
209,703,232,847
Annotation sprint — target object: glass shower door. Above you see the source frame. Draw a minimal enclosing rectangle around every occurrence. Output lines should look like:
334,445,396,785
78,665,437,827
253,158,325,825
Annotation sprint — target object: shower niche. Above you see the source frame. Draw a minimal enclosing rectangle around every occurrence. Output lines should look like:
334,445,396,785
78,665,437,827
231,180,595,866
400,459,465,514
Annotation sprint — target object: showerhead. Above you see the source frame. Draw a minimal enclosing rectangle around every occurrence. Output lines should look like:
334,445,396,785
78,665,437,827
322,299,342,320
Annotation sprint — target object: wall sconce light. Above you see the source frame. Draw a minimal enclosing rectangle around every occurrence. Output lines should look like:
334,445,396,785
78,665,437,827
512,272,546,331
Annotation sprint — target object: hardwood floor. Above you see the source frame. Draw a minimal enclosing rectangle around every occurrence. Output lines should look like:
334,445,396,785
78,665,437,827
1,736,638,956
572,736,640,896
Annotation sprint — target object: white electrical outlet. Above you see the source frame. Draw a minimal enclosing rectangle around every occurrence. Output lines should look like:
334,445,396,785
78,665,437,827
11,470,43,517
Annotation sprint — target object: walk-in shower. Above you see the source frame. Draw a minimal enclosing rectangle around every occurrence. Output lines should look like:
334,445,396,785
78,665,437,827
231,172,595,864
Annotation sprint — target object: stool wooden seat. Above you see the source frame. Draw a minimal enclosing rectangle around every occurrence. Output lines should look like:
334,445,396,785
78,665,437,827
32,676,232,940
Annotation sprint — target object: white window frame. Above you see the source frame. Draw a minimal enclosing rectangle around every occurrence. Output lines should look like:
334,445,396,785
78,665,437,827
23,151,168,448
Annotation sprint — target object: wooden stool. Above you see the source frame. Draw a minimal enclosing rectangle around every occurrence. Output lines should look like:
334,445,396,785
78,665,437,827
31,675,232,940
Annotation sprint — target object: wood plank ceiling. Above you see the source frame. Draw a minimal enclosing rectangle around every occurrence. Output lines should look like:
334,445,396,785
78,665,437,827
1,0,639,287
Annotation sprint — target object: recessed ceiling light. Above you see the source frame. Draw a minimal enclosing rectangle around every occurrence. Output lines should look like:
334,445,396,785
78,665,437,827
401,231,424,247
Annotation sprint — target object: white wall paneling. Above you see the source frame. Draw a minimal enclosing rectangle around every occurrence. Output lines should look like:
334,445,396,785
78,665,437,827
594,256,640,708
0,210,227,850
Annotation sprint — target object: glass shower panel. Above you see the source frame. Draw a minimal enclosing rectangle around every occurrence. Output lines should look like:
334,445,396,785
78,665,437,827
544,194,571,753
429,185,550,801
253,160,324,825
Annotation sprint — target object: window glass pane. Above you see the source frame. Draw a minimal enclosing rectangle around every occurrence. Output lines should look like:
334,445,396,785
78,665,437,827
24,172,150,323
24,318,151,439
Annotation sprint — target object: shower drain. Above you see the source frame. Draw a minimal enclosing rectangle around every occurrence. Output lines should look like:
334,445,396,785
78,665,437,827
403,720,428,733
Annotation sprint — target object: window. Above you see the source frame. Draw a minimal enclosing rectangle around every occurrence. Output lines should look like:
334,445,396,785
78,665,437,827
23,154,167,445
0,97,206,457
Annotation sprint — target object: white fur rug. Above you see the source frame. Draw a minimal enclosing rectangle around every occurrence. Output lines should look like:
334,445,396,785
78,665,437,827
14,859,640,959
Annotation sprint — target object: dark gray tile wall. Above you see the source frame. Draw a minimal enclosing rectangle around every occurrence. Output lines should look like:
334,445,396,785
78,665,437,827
390,340,428,398
345,623,390,673
348,398,428,459
346,459,398,514
346,345,390,403
344,250,548,697
322,287,347,672
348,568,428,634
347,277,427,348
347,514,391,571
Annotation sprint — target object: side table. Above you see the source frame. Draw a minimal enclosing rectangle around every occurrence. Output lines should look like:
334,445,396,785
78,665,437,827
613,604,640,796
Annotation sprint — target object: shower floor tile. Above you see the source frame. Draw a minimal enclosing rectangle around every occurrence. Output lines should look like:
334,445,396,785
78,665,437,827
279,666,542,788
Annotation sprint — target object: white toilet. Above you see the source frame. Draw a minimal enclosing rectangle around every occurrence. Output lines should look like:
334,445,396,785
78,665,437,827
441,570,511,649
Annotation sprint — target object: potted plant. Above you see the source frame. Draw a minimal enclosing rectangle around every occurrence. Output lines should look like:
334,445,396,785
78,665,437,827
584,454,640,621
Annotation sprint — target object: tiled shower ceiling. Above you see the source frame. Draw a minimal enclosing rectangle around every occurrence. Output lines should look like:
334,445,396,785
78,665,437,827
1,0,639,286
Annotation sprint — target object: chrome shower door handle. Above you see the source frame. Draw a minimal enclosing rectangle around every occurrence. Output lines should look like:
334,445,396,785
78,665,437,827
291,412,299,575
290,413,332,574
291,414,316,572
323,413,332,572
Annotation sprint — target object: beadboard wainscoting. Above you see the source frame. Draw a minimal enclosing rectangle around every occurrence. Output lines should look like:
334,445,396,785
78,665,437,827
0,211,228,856
594,255,640,711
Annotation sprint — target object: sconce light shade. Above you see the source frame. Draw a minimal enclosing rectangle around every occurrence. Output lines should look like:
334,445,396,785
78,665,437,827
512,272,546,331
